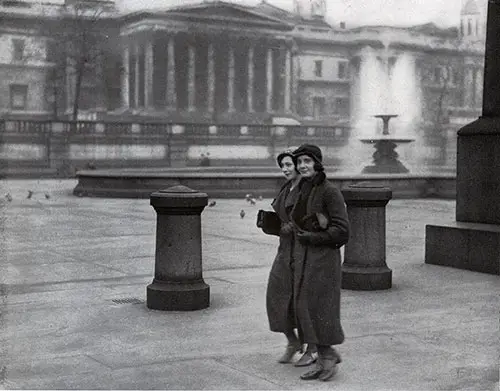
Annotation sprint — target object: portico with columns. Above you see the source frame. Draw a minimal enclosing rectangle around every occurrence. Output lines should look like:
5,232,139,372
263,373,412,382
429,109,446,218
119,3,296,120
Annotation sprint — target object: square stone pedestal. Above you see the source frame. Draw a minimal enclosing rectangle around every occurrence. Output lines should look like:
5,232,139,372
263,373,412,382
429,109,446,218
425,221,500,275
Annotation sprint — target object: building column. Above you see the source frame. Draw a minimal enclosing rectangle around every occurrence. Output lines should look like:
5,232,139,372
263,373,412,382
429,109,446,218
121,44,130,109
166,35,177,109
65,40,74,114
144,40,154,109
65,58,73,113
207,42,215,113
187,43,196,111
134,43,140,108
247,44,254,112
227,44,235,112
475,67,483,108
291,43,299,113
95,52,106,111
266,47,274,112
284,46,291,113
464,66,474,107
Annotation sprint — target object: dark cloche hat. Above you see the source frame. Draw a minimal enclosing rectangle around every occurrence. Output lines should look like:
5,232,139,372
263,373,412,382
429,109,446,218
293,144,323,164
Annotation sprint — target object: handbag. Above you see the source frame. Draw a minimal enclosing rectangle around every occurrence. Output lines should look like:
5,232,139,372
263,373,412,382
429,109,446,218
256,210,281,235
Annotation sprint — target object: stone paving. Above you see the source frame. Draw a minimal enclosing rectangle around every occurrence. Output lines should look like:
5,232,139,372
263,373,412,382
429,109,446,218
0,179,498,390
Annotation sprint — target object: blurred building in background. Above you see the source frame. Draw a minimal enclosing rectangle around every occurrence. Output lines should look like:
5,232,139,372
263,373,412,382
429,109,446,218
0,0,486,126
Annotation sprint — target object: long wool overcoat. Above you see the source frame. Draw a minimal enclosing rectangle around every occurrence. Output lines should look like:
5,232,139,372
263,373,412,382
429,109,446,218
265,180,300,332
291,172,350,346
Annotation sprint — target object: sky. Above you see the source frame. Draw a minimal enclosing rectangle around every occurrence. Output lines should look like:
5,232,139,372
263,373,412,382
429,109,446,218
120,0,465,28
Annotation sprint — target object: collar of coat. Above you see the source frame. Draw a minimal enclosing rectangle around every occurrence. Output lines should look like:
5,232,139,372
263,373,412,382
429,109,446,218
292,171,327,228
299,171,326,188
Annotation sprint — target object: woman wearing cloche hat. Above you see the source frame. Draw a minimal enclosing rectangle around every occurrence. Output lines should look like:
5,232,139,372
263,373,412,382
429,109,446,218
289,143,350,382
258,149,302,357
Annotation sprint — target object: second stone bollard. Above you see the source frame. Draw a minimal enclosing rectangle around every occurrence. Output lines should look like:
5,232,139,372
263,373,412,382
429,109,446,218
341,183,393,290
147,185,209,311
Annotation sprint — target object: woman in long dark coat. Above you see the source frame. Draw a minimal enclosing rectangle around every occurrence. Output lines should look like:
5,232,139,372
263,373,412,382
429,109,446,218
262,150,306,363
290,144,350,382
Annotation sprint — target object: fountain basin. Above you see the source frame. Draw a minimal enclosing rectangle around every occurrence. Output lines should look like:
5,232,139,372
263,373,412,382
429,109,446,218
73,167,456,199
361,138,414,174
360,114,416,174
359,136,415,144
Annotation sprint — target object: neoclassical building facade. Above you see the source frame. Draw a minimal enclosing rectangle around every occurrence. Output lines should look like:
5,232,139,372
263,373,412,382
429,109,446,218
0,0,487,127
119,3,299,121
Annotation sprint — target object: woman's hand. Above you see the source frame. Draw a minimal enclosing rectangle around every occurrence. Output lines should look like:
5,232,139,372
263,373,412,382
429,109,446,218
280,222,294,236
297,230,315,244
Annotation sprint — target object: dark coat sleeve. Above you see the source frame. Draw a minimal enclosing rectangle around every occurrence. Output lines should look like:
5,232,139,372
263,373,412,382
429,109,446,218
308,186,350,247
261,180,295,237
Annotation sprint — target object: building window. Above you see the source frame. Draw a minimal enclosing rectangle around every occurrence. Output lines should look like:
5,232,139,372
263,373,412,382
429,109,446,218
12,38,25,61
10,84,28,110
468,19,472,36
450,68,460,86
314,60,323,77
46,39,58,62
338,62,347,79
334,97,349,116
454,69,460,84
460,19,464,36
312,96,325,118
434,67,441,84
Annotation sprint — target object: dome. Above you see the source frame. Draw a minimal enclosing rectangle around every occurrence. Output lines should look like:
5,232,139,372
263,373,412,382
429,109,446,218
461,0,486,15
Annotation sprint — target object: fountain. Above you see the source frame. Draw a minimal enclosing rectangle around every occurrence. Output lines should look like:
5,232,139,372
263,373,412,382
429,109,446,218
345,42,420,174
71,42,455,200
360,114,414,173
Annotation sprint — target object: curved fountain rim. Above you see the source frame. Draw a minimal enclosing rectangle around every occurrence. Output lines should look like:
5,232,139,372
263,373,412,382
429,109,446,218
359,137,415,143
75,169,455,180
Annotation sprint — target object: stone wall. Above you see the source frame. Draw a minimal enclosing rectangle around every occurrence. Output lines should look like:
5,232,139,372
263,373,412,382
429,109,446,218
0,118,460,178
0,120,352,177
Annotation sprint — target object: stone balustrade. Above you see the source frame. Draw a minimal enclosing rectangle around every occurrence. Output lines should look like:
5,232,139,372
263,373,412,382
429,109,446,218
0,119,351,177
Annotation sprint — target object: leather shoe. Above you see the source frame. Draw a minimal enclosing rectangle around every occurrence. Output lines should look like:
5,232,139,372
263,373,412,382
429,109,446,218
334,350,342,364
300,362,323,380
278,341,302,364
294,351,317,367
318,358,338,381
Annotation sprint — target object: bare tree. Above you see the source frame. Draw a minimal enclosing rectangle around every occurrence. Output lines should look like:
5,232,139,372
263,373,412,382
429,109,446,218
422,51,464,129
40,0,115,120
419,47,465,166
434,63,454,126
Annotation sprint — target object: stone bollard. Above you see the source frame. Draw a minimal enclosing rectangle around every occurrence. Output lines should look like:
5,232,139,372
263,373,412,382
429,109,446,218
147,185,209,311
341,183,393,290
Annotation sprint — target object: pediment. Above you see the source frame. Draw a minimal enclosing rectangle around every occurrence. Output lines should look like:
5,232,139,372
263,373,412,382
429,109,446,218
166,2,294,30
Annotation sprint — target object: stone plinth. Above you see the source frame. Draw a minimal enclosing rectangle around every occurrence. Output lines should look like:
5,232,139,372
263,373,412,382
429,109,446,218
147,185,209,310
424,1,500,276
456,121,500,224
425,121,500,275
341,183,393,290
426,221,500,275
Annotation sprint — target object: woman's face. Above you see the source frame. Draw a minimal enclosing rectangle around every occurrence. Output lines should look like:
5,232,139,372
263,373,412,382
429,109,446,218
280,156,298,180
297,155,316,178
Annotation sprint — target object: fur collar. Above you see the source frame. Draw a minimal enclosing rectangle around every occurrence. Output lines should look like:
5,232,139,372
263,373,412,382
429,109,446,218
299,171,326,188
